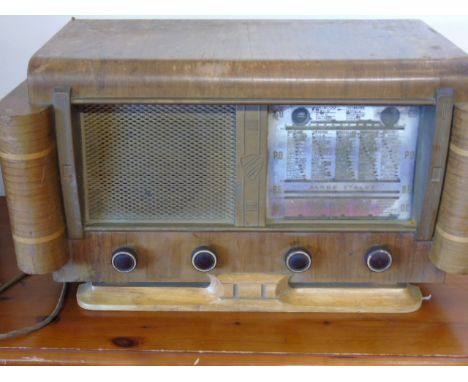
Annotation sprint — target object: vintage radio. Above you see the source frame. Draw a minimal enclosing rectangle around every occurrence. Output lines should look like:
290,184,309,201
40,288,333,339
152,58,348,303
1,19,467,313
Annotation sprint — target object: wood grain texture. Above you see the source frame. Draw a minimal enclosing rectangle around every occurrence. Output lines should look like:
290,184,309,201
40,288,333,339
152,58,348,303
415,89,454,239
431,104,468,273
236,105,268,227
76,278,423,313
27,19,468,105
0,83,68,274
1,198,468,365
53,231,443,284
5,19,467,284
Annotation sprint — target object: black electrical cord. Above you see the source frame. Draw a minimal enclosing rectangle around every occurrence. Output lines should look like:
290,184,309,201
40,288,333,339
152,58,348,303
0,272,28,293
0,273,68,340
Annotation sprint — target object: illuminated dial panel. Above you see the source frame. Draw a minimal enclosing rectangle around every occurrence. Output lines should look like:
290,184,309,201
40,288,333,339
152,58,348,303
267,105,421,221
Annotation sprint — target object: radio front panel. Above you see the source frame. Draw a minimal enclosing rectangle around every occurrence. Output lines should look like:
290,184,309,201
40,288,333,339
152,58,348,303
72,101,438,235
54,230,444,284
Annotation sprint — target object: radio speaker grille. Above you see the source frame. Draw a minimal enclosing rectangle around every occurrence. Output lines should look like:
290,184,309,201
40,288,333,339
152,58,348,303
79,104,237,225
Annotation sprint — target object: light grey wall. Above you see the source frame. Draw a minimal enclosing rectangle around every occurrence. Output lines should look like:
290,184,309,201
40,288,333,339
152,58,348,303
0,16,70,195
1,15,468,196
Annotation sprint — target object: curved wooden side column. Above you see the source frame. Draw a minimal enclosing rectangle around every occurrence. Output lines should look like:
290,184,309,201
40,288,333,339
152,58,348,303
431,104,468,274
0,82,68,274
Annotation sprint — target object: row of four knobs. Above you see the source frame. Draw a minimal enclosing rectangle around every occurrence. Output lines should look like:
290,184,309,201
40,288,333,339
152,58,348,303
112,246,393,273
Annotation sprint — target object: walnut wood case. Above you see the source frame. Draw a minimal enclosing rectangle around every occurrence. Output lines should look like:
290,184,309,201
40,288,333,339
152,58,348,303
1,19,468,288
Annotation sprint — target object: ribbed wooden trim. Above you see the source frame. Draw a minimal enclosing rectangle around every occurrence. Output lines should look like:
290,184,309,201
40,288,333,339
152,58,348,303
431,103,468,274
0,81,69,274
0,102,53,155
457,103,468,112
435,226,468,244
430,230,468,275
15,237,69,275
0,143,55,161
450,144,468,157
13,227,65,245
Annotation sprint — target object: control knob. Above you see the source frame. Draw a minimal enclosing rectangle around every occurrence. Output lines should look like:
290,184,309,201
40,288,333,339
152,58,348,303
285,248,312,273
192,246,217,272
111,247,138,273
365,246,393,273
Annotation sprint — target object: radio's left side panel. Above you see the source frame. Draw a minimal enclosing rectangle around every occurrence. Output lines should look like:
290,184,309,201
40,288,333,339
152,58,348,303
0,82,69,274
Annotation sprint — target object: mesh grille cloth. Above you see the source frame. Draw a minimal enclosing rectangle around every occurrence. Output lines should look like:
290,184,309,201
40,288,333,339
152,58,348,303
79,104,237,225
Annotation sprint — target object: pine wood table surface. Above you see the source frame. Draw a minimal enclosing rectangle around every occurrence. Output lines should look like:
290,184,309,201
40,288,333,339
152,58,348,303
0,197,467,365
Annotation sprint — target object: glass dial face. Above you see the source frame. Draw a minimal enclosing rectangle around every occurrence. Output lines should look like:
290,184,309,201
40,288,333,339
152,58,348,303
267,105,420,221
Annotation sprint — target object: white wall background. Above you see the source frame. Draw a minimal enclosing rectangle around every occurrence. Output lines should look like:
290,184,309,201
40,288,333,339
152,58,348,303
1,15,468,196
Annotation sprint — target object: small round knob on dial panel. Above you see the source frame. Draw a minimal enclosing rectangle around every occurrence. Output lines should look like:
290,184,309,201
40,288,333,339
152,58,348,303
380,106,400,126
291,107,310,125
111,247,138,273
285,248,312,273
365,246,393,273
192,246,217,272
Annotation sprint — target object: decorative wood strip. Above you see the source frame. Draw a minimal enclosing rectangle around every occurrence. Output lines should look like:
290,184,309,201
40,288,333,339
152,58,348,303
236,106,268,227
53,87,84,239
0,143,55,161
450,143,468,158
436,226,468,244
415,88,454,240
13,227,65,245
430,103,468,273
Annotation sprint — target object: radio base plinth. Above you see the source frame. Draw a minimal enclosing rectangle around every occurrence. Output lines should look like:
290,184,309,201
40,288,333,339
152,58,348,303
76,274,423,313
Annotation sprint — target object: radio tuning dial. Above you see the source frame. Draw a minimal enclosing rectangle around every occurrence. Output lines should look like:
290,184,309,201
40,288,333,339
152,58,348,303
365,246,393,273
111,247,137,273
192,246,217,272
285,248,312,273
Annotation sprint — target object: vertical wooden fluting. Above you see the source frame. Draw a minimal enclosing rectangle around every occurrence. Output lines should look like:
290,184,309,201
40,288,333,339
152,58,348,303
431,104,468,274
0,82,69,274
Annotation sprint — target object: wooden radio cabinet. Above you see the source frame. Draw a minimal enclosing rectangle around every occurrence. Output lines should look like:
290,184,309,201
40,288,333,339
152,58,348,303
1,19,467,312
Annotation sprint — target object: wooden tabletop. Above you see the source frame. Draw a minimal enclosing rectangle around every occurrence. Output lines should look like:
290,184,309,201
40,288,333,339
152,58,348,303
0,197,467,365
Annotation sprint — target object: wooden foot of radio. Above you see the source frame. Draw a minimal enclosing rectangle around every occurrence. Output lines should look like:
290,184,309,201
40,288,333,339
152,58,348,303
77,274,423,313
1,20,468,314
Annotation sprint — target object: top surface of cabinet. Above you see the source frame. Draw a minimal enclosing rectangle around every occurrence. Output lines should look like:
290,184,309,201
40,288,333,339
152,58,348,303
27,19,468,104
